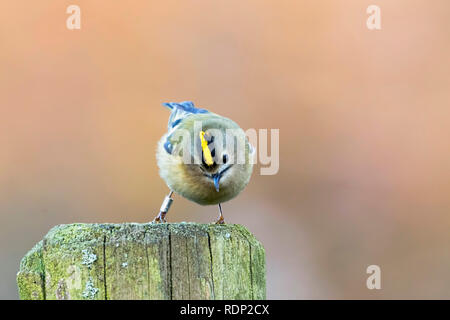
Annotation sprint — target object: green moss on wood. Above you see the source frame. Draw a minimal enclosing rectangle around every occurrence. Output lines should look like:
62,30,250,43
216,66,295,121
43,224,107,300
17,240,45,300
17,223,265,300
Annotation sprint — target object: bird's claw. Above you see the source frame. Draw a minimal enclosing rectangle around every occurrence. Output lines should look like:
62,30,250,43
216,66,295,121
152,211,167,223
214,216,225,224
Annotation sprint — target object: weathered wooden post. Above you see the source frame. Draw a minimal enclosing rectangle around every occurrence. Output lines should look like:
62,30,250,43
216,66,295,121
17,223,265,300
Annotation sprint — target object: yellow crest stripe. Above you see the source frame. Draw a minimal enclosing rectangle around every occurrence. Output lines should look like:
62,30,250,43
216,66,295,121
199,131,214,166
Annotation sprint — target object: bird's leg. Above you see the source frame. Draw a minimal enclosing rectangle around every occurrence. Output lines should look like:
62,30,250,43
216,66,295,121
215,203,225,224
153,190,174,223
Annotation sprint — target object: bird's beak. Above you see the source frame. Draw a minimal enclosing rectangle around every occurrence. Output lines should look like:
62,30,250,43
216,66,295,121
213,174,221,192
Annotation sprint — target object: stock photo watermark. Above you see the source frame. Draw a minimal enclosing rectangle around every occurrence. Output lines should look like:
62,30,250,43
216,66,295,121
66,5,81,30
366,265,381,290
66,4,382,31
367,5,382,30
165,121,279,176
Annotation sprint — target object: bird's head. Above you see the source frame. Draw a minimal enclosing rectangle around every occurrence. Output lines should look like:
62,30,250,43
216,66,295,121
197,129,239,192
162,113,254,203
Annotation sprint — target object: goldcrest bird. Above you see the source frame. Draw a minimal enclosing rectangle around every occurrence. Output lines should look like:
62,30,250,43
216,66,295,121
154,101,254,224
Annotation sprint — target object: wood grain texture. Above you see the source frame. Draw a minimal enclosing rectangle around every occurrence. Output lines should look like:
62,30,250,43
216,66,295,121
17,223,265,300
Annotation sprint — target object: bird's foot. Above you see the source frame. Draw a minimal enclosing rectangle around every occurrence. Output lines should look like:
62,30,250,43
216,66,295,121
214,215,225,224
214,203,225,224
152,211,167,223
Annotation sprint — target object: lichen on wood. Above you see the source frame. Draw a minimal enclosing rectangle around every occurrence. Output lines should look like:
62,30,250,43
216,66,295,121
17,223,265,300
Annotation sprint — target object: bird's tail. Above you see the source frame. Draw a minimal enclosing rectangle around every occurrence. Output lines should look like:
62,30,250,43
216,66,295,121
162,101,207,113
162,102,175,110
162,101,209,130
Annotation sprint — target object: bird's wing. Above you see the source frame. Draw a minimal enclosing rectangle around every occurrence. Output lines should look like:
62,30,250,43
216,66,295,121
163,101,209,131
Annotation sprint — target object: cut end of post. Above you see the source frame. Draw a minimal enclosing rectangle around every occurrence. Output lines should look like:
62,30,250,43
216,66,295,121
17,223,266,300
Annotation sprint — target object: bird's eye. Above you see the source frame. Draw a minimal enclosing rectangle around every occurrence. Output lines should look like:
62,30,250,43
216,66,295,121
223,154,228,164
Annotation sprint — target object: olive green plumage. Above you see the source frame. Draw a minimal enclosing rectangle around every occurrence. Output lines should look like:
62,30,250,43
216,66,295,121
156,102,253,207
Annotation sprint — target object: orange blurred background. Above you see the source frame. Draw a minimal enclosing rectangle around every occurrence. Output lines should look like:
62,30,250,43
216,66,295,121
1,0,450,299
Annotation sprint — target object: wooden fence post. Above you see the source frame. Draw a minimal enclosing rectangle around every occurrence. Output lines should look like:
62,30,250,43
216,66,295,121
17,223,265,300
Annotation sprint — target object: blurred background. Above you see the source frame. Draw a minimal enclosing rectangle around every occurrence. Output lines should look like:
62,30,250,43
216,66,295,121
1,0,450,299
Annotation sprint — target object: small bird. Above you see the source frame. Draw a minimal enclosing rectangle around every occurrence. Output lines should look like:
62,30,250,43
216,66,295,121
154,101,254,224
